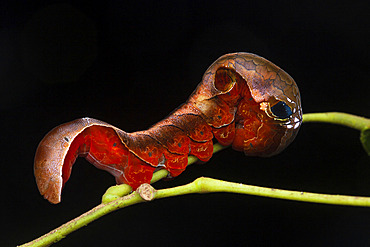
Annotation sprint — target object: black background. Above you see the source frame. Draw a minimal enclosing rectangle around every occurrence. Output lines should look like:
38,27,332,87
2,1,370,246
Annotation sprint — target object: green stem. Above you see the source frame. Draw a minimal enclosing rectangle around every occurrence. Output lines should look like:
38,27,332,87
20,176,370,246
154,177,370,206
19,192,146,247
303,112,370,131
19,112,370,247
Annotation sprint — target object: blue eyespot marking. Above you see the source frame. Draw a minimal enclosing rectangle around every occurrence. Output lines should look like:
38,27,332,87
271,101,293,119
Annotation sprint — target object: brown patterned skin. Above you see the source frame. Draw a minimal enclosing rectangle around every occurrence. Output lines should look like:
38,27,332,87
34,52,302,203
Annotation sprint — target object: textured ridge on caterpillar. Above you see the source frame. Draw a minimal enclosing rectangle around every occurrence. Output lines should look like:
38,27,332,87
34,52,302,203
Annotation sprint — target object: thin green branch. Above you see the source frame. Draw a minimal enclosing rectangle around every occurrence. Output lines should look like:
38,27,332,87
303,112,370,155
20,176,370,247
19,112,370,247
303,112,370,131
19,192,146,247
155,177,370,206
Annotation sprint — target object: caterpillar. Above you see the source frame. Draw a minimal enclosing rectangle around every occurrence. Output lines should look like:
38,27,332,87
34,52,302,204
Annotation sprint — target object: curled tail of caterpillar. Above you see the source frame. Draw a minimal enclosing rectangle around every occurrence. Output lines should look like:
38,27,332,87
34,52,302,204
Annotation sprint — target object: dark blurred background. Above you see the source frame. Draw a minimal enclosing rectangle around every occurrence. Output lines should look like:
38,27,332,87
1,1,369,246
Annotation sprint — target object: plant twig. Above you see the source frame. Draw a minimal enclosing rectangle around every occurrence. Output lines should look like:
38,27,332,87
19,112,370,247
303,112,370,131
155,177,370,206
303,112,370,155
20,176,370,247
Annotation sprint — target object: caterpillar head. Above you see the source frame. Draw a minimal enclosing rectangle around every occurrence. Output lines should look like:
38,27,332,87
195,52,302,156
